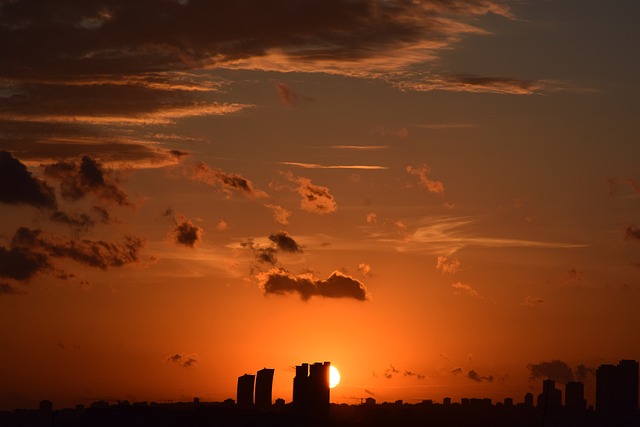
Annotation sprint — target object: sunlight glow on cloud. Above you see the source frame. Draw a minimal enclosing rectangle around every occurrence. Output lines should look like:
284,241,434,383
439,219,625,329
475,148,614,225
279,162,387,170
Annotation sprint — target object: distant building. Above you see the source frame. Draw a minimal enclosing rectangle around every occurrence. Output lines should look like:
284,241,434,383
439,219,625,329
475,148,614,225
443,397,451,405
523,392,534,407
596,359,639,426
39,400,52,413
237,374,255,409
537,379,562,409
565,381,586,411
255,368,275,412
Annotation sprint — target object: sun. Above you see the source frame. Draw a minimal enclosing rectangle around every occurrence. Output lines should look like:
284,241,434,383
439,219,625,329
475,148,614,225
329,365,341,388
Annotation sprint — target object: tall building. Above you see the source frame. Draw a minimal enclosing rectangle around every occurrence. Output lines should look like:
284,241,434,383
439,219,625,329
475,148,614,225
293,363,309,414
596,359,639,426
293,361,330,418
237,374,255,409
565,381,586,412
537,379,562,409
255,368,275,412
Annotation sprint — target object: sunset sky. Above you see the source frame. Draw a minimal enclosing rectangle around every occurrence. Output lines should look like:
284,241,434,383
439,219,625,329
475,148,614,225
1,0,639,410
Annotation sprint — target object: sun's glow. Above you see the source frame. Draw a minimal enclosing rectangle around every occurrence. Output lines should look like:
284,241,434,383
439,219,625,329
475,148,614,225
329,365,341,388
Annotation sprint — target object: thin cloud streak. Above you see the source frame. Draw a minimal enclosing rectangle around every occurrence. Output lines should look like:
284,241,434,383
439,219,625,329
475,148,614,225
366,216,587,255
279,162,387,170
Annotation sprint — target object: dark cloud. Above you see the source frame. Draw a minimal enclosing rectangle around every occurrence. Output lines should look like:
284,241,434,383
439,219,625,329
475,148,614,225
0,245,51,281
625,225,640,241
258,269,368,301
364,389,375,396
0,282,24,295
172,220,202,248
190,162,268,198
44,156,130,205
268,231,303,253
11,226,143,270
242,232,302,265
241,239,278,265
166,353,198,368
0,1,512,80
467,370,494,383
451,368,464,375
575,364,596,383
49,210,95,233
527,360,574,384
0,151,57,209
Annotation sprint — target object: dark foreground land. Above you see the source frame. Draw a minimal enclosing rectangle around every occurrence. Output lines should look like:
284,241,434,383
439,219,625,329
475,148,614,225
1,400,638,427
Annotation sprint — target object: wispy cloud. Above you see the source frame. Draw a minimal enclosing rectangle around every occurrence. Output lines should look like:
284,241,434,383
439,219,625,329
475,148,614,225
366,215,587,255
279,162,387,170
330,145,390,151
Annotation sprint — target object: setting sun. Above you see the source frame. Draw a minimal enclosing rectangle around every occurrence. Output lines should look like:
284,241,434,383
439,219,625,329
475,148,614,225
329,365,341,388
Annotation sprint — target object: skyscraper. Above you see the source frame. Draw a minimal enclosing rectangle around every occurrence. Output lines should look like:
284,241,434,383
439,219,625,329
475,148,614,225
237,374,255,409
565,381,586,412
596,359,639,426
255,368,275,412
293,361,330,418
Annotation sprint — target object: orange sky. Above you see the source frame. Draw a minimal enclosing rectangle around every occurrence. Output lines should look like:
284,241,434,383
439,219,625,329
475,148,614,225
1,0,639,411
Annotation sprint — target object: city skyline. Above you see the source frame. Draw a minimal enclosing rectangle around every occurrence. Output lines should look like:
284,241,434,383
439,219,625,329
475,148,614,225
1,0,640,411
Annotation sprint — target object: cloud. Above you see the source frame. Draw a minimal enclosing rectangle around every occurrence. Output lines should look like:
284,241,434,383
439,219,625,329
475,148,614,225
44,156,130,205
190,162,268,198
575,364,596,383
265,204,292,225
435,256,461,274
0,245,51,281
527,360,574,384
241,232,302,265
241,239,278,265
281,172,337,214
11,226,143,271
625,225,640,240
258,269,368,301
330,145,390,151
0,282,24,295
451,282,481,298
172,219,202,248
522,296,544,307
0,151,57,209
607,177,640,196
166,353,198,368
406,165,444,194
467,370,494,383
358,263,372,277
279,162,387,170
268,231,303,253
49,210,95,233
393,75,560,95
366,213,378,224
451,368,464,375
277,83,298,106
0,1,513,80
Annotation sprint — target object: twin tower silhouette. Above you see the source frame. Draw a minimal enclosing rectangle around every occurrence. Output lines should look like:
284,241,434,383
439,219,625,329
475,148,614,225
237,361,331,417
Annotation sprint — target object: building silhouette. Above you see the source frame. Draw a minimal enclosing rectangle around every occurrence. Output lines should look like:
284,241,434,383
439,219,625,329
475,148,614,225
537,379,562,410
564,381,586,412
596,359,639,426
255,368,274,412
236,374,255,409
293,361,331,418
